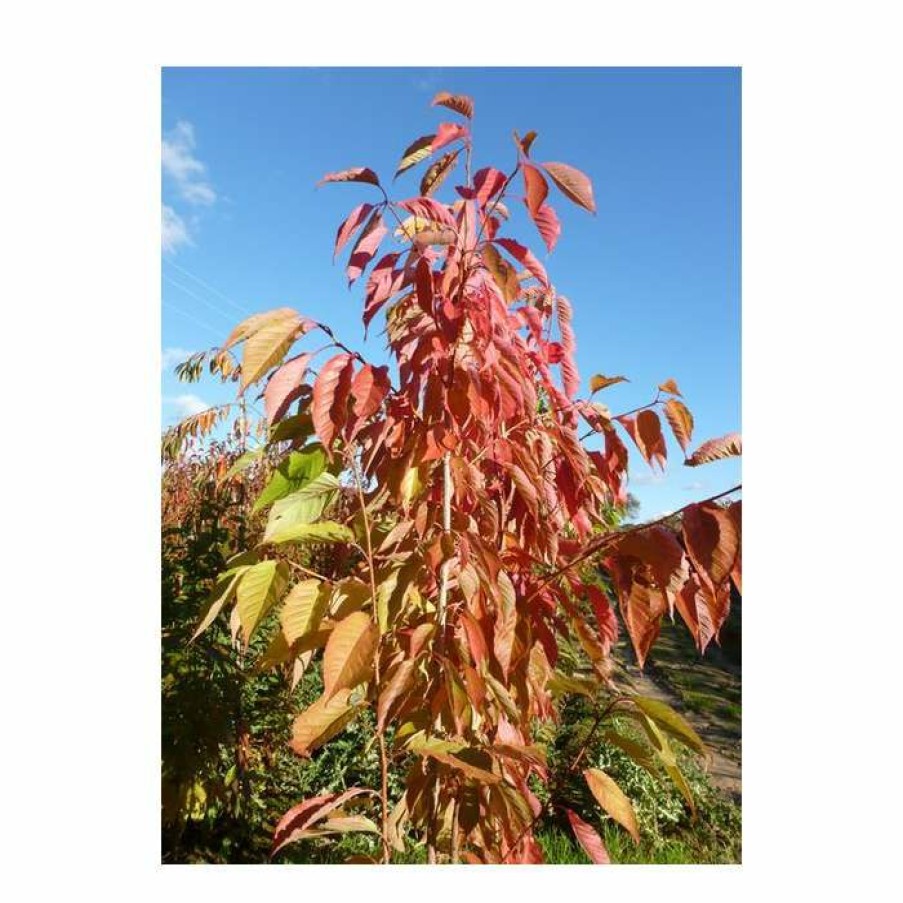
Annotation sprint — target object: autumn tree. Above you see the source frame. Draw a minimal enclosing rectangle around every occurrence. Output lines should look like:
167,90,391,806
181,90,742,864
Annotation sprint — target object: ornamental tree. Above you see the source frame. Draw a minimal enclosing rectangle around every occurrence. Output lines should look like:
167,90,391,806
182,90,742,864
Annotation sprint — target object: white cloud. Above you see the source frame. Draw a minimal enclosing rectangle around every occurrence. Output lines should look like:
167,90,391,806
682,480,705,492
166,394,209,417
162,204,190,254
161,346,194,370
162,121,216,206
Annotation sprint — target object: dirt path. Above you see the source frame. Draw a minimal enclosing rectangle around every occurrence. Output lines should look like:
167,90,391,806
619,660,742,802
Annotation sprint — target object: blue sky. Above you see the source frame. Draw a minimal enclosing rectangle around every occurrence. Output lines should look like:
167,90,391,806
162,67,740,519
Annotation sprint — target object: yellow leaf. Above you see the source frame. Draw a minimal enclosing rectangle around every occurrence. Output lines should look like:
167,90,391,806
279,579,325,644
290,689,356,757
241,309,306,390
583,768,640,843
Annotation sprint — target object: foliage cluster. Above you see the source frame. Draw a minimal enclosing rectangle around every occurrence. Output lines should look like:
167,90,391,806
164,90,742,864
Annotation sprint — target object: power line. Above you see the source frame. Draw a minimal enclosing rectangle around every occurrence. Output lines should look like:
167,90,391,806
163,273,238,325
162,299,223,342
163,259,252,317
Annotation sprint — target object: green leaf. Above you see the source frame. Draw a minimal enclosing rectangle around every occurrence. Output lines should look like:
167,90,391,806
252,446,328,513
265,520,354,546
221,447,264,482
190,570,245,642
263,472,339,541
631,695,706,757
235,560,290,645
269,412,314,443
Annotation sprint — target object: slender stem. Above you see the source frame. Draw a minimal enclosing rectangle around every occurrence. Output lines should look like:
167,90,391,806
351,454,391,865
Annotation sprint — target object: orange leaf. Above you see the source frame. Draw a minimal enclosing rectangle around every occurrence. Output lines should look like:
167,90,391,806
658,378,682,397
663,398,694,453
583,768,640,843
322,611,379,699
522,163,548,217
312,353,353,454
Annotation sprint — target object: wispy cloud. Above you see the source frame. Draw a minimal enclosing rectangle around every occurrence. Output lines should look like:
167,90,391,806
161,346,194,370
165,393,209,417
162,205,191,254
630,471,666,486
162,121,216,206
161,120,216,255
681,480,705,492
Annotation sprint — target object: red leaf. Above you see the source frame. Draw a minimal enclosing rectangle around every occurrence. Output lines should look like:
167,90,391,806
350,364,391,420
522,163,548,217
531,203,561,253
494,237,549,288
264,352,312,426
272,787,373,856
318,167,380,187
541,161,596,213
564,808,610,864
397,197,458,231
618,410,667,471
333,202,374,260
473,167,507,207
514,130,538,157
431,122,469,153
431,91,474,119
346,211,387,286
682,502,740,594
312,353,353,454
415,256,433,316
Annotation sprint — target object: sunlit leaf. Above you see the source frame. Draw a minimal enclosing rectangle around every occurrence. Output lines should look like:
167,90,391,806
541,161,596,213
583,768,640,843
322,611,378,699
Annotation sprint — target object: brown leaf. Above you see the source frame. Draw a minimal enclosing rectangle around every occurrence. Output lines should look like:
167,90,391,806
590,374,628,393
318,167,380,187
420,150,460,197
658,378,682,396
685,433,742,467
431,91,474,119
541,161,596,213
